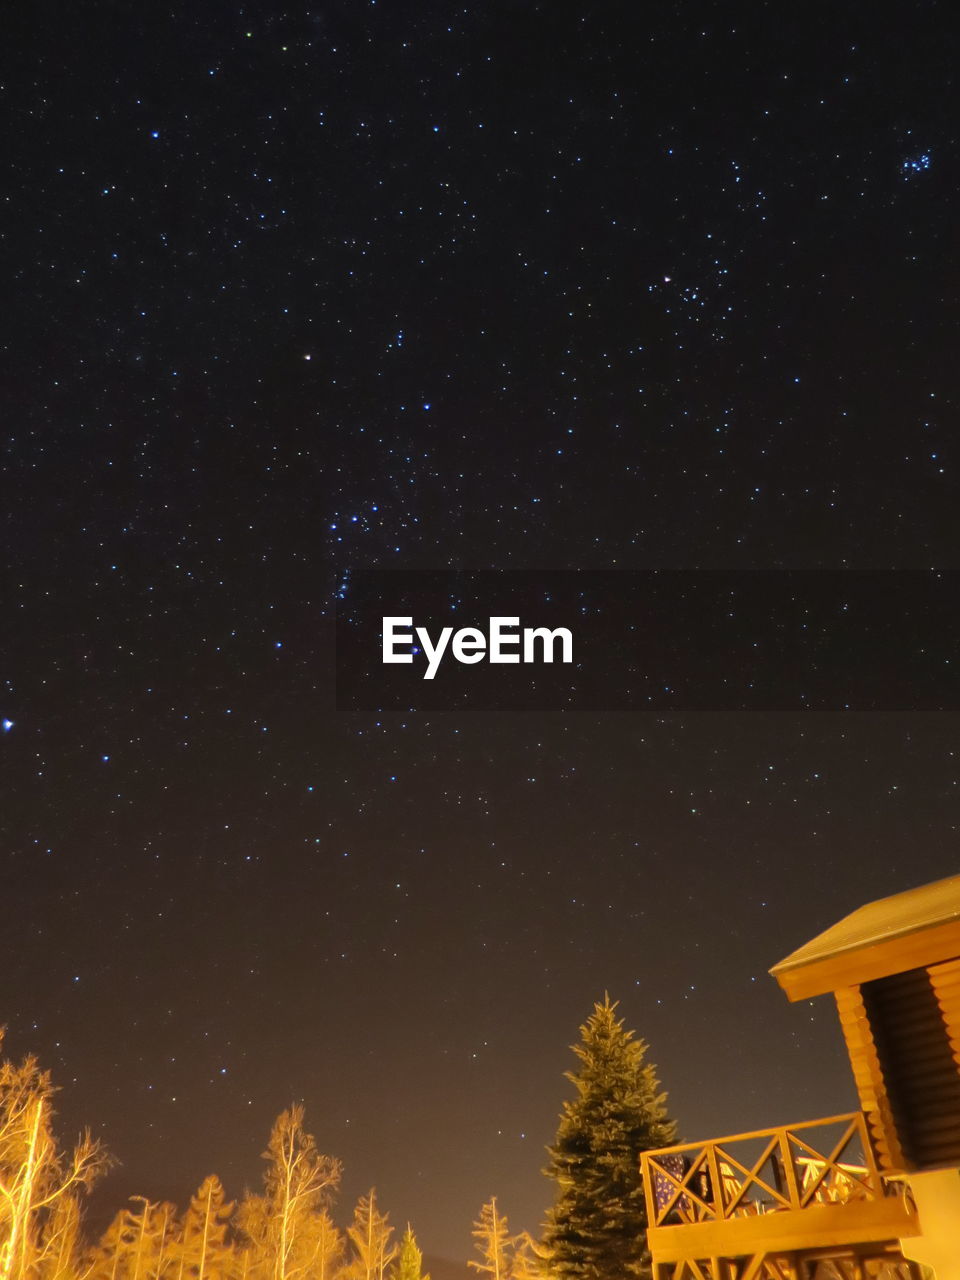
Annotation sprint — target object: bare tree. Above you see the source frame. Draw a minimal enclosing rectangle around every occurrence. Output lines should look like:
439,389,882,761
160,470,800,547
0,1032,107,1280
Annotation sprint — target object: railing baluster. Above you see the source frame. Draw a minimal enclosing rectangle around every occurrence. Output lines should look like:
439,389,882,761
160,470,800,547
641,1154,658,1228
778,1128,802,1209
706,1141,725,1220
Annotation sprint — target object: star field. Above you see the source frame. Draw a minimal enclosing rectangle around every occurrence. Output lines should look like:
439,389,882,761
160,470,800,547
2,0,960,1264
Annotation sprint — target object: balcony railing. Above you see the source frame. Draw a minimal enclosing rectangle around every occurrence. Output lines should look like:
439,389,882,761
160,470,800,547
641,1113,886,1229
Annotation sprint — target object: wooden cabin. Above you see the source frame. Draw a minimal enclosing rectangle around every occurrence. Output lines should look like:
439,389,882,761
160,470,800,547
771,872,960,1176
641,874,960,1280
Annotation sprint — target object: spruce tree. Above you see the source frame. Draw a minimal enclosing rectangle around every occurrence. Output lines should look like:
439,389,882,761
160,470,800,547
542,996,676,1280
393,1226,428,1280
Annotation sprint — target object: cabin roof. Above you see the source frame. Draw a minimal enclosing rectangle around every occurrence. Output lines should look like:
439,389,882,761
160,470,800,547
770,873,960,1000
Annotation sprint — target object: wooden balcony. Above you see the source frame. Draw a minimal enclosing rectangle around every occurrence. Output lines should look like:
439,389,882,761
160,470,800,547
641,1114,921,1279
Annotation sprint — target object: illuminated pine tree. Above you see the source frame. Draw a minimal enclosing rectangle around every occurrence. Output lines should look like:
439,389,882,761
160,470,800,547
152,1203,179,1280
316,1211,343,1280
128,1199,159,1280
236,1107,340,1280
178,1178,233,1280
467,1200,511,1280
542,997,676,1280
509,1234,545,1280
0,1034,107,1280
35,1195,83,1280
88,1199,176,1280
291,1209,341,1280
88,1208,130,1280
342,1191,395,1280
392,1226,428,1280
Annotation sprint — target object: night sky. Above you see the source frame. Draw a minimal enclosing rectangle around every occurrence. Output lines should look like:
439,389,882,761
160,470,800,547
3,0,960,1265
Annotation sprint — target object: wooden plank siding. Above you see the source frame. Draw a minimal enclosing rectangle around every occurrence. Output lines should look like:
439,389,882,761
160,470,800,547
862,965,960,1167
929,954,960,1072
834,985,908,1172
